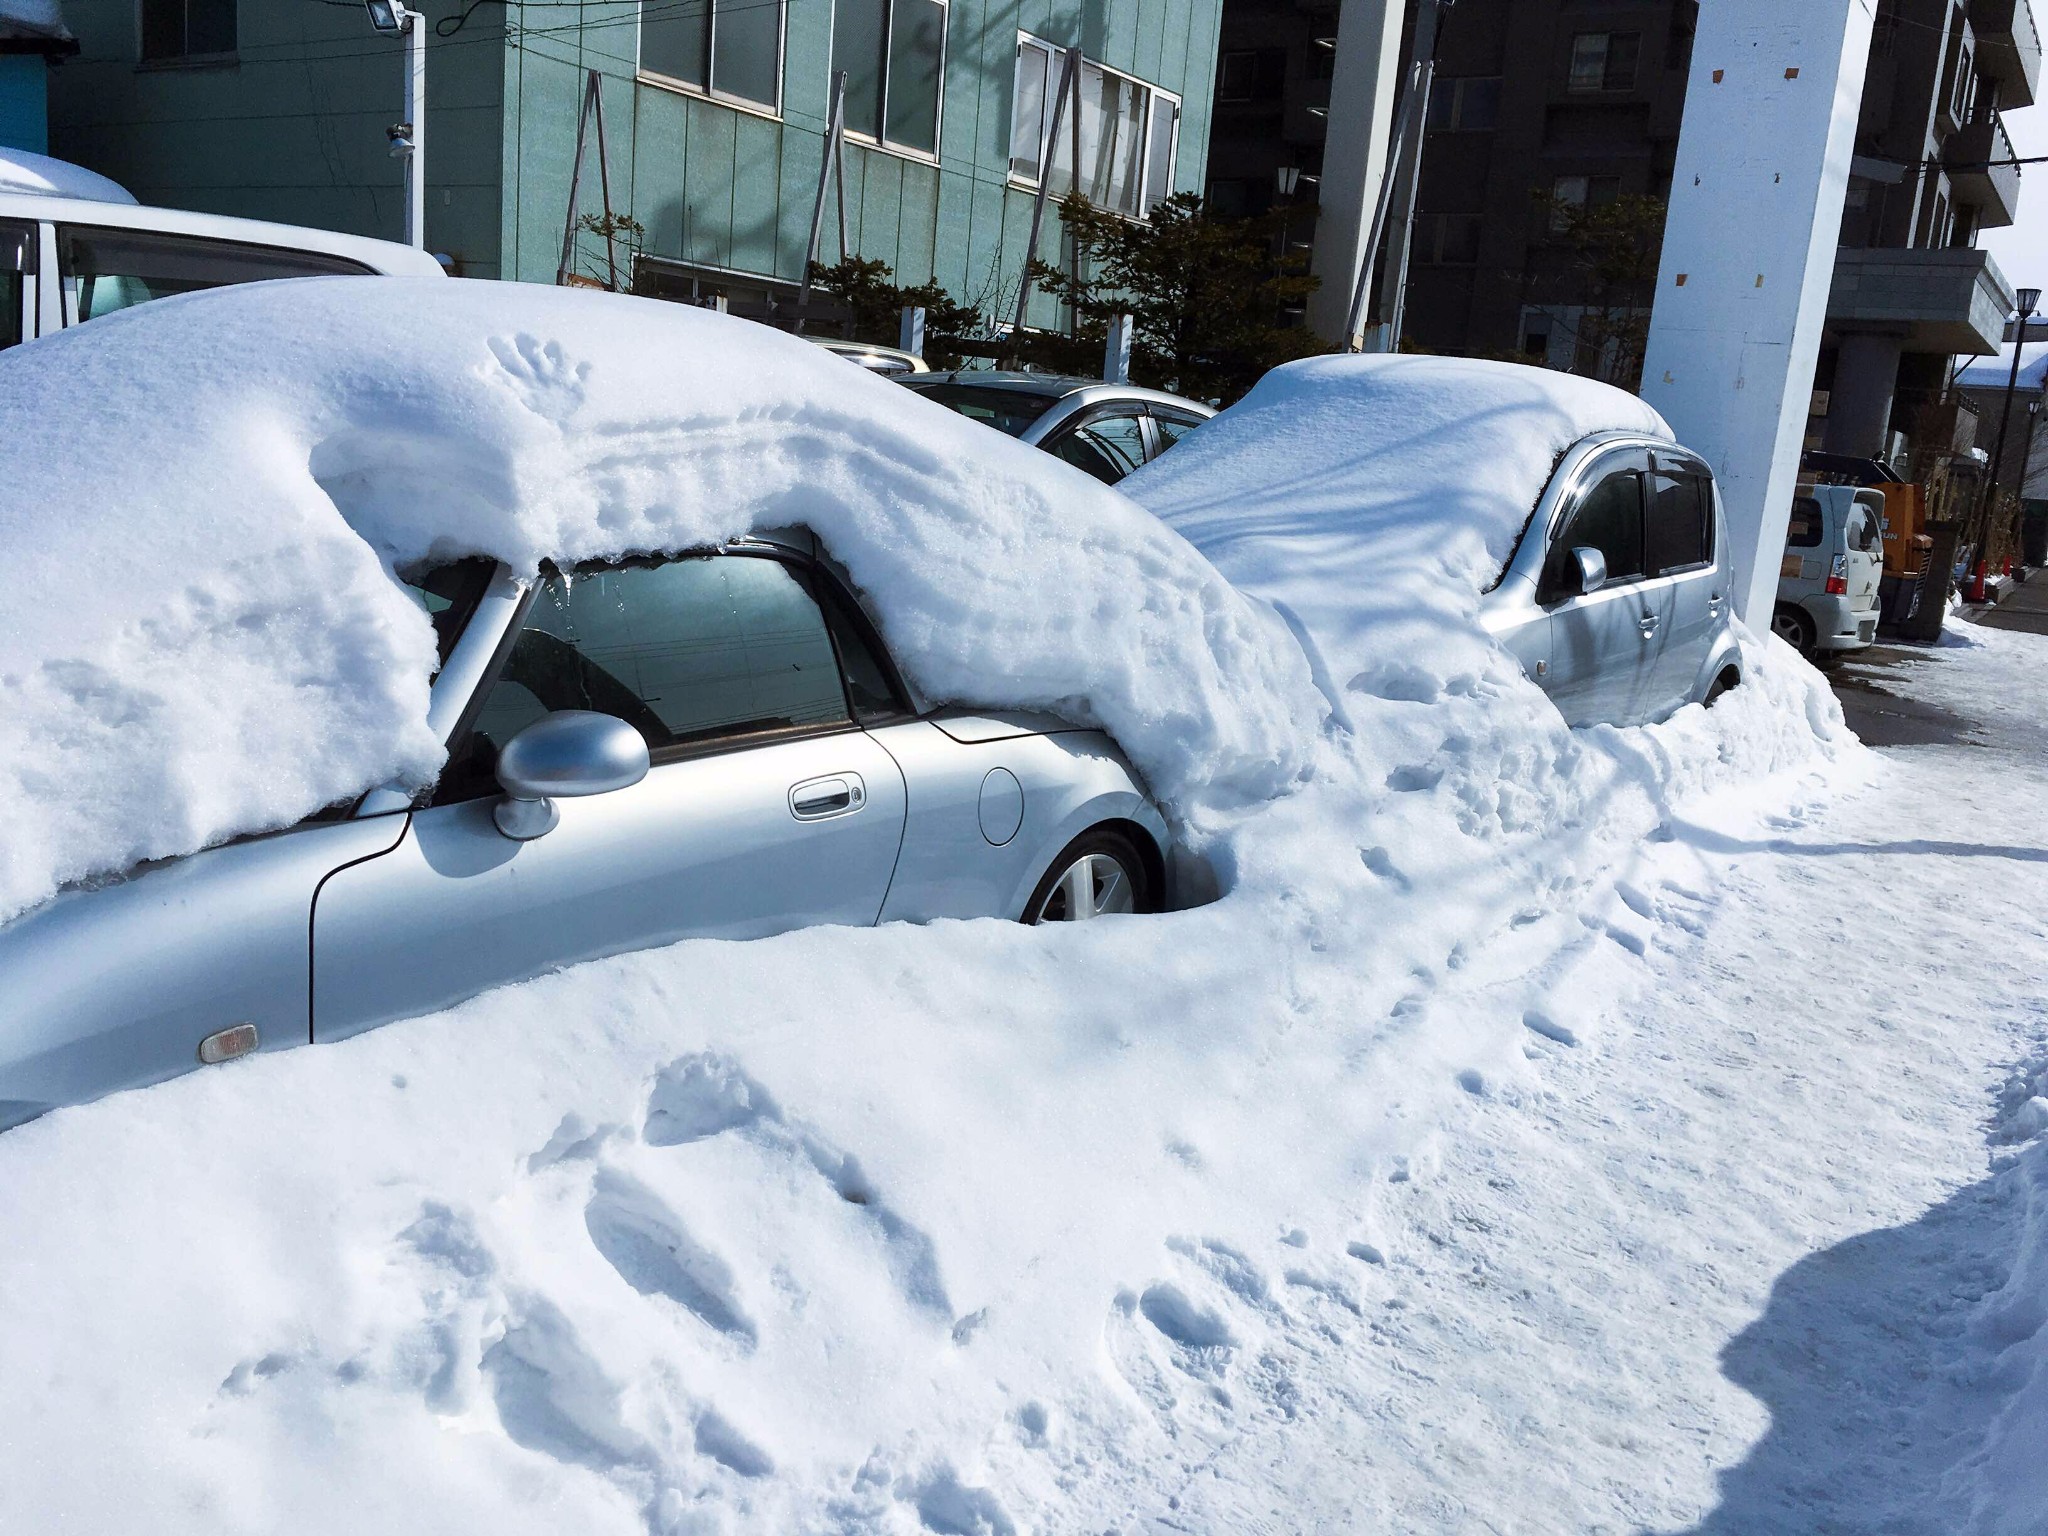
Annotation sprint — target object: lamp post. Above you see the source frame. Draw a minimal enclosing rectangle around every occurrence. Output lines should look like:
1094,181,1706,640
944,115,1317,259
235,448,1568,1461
365,0,426,250
1977,284,2040,594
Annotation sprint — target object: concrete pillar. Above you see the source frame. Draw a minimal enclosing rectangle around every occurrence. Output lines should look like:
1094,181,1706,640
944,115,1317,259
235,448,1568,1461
1306,0,1404,345
1638,2,1875,631
1822,333,1904,458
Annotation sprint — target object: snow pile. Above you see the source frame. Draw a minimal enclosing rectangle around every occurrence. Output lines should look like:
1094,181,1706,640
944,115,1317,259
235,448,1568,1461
0,323,1865,1530
0,146,131,202
0,277,1322,924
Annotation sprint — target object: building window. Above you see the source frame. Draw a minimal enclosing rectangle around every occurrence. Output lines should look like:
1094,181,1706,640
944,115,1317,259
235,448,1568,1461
1549,174,1620,231
639,0,784,112
832,0,947,155
1010,36,1180,219
1427,76,1501,132
1947,40,1975,122
1567,32,1639,93
1415,212,1483,265
1216,49,1285,105
140,0,236,62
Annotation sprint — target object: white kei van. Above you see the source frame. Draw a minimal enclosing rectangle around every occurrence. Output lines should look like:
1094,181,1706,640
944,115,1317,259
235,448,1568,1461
2,148,443,354
1774,486,1886,655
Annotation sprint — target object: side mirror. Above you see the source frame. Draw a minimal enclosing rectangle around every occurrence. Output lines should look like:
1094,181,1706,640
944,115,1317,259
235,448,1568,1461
1568,545,1607,596
493,710,650,840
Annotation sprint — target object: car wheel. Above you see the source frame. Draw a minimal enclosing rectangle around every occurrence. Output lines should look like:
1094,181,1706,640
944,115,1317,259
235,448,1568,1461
1704,668,1738,706
1024,828,1156,923
1772,605,1817,655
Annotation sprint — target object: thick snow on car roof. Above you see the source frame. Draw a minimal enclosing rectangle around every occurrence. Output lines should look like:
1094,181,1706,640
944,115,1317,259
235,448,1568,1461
1126,352,1672,706
0,146,135,203
0,277,1322,924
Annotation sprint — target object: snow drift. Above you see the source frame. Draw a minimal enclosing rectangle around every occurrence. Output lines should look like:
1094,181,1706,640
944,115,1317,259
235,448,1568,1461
0,312,1862,1531
0,277,1323,925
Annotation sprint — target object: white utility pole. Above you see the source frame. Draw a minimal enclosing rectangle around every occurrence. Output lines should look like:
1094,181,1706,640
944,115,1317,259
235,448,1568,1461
1638,2,1876,630
1306,0,1405,345
366,2,427,250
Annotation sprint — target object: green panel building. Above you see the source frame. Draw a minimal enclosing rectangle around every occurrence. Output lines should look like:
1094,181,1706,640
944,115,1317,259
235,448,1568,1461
47,0,1219,327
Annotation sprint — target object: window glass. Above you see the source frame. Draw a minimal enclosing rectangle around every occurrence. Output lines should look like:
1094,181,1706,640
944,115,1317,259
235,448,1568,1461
1568,32,1637,92
1144,93,1179,212
1,221,31,353
1786,497,1825,548
464,556,848,780
815,581,907,722
1151,409,1204,453
1646,464,1711,574
907,382,1059,436
712,0,782,106
1012,38,1177,219
1429,76,1501,132
883,0,944,152
834,0,887,134
643,0,711,91
59,227,371,322
140,0,236,62
641,0,779,107
1010,40,1050,179
1846,506,1883,553
1050,412,1147,484
1546,466,1644,596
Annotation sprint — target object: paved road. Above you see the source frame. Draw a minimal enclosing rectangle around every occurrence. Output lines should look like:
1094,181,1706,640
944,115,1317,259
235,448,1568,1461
1820,575,2043,746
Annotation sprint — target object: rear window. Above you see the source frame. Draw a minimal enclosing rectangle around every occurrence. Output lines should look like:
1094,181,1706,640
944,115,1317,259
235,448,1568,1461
1786,498,1824,548
1846,504,1883,553
907,383,1060,437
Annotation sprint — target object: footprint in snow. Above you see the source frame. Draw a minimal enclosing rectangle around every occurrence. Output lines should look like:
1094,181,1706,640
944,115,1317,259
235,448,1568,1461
584,1168,757,1345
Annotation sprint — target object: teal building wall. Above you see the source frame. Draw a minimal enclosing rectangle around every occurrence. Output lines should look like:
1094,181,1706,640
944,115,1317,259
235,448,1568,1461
48,0,1219,320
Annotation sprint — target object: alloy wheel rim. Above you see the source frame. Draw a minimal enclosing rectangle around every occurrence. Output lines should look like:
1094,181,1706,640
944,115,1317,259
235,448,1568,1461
1034,853,1136,922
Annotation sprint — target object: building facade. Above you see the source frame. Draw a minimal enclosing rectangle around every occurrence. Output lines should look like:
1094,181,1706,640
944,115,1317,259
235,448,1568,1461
1,2,77,153
46,0,1221,325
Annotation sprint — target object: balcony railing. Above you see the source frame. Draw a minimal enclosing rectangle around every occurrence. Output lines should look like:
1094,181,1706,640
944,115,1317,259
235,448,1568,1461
1971,0,2042,108
1945,112,2022,228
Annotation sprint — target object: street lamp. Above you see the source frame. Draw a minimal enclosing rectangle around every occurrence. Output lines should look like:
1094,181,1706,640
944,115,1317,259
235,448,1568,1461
1978,285,2041,592
365,1,426,250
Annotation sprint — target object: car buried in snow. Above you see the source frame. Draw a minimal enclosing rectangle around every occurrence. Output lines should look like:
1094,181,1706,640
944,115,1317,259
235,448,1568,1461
0,529,1171,1132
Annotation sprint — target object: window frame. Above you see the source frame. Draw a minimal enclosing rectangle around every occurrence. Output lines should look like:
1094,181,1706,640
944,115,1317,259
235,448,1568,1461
138,0,238,66
435,546,913,805
1040,402,1154,484
56,224,377,327
1427,75,1501,133
1009,33,1182,221
1566,31,1639,94
832,0,950,161
636,0,789,120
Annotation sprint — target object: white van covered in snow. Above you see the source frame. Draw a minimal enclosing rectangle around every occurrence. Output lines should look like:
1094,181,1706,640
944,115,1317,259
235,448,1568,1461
1,148,443,353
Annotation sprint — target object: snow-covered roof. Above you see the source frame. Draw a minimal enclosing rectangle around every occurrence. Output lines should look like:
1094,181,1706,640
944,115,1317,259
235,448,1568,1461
0,278,1323,925
0,147,134,204
0,0,72,44
1955,339,2048,394
1126,353,1672,709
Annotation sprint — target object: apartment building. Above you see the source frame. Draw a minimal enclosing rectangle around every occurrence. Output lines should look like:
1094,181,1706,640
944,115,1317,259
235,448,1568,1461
44,0,1221,326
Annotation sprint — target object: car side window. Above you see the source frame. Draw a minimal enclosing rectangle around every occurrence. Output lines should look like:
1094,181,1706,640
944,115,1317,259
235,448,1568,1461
1541,462,1644,601
58,225,374,324
1645,457,1713,575
1150,409,1205,455
440,555,852,803
2,221,32,352
1049,411,1148,484
1786,498,1825,548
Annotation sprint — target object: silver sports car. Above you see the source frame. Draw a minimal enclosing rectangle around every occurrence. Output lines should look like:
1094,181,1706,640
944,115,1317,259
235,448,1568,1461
0,528,1169,1130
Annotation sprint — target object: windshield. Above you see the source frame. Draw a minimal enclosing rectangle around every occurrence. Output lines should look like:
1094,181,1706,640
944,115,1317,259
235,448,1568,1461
908,383,1061,437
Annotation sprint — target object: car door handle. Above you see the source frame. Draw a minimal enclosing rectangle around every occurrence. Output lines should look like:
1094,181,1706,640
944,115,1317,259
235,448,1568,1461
790,774,866,820
1638,613,1660,637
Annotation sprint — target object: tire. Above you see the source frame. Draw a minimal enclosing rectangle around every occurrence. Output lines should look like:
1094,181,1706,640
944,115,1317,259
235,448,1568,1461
1704,670,1737,706
1023,827,1157,924
1772,604,1818,656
